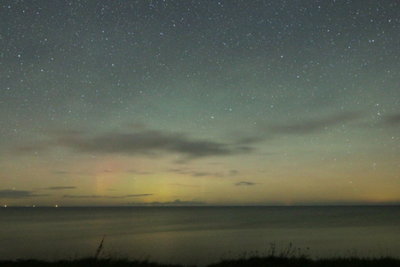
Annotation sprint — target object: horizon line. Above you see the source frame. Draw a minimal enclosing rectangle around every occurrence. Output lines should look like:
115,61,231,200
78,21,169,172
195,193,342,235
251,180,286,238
2,203,400,208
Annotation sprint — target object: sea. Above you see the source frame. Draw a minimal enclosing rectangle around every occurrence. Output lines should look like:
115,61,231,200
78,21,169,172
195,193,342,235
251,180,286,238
0,206,399,266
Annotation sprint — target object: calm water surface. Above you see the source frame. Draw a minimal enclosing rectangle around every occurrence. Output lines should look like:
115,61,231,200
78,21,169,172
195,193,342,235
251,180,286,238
0,206,399,265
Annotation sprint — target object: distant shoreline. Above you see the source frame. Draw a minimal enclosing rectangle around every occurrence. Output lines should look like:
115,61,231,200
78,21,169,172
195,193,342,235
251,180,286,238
2,204,400,208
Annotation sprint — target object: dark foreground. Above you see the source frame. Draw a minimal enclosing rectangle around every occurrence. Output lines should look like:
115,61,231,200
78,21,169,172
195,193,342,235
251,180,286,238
1,256,400,267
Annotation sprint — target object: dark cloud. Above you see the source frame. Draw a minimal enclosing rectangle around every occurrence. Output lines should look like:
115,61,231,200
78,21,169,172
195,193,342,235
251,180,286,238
129,199,205,206
235,181,256,186
168,168,224,177
383,114,400,126
192,171,219,177
17,113,359,160
229,170,239,176
0,189,48,199
234,134,269,145
61,130,244,158
168,168,239,178
18,129,252,159
266,112,360,135
127,122,147,130
63,193,152,199
45,186,76,190
231,112,361,145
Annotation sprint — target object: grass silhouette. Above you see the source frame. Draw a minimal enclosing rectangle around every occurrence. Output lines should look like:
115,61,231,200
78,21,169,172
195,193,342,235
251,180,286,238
1,256,400,267
1,243,399,266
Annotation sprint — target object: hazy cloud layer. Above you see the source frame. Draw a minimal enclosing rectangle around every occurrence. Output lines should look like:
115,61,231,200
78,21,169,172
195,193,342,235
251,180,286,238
229,170,239,176
0,189,48,199
45,186,76,190
17,113,360,160
19,129,252,159
168,168,224,178
266,112,360,135
383,113,400,126
234,112,361,145
63,193,152,199
168,168,239,178
129,199,205,206
235,181,256,186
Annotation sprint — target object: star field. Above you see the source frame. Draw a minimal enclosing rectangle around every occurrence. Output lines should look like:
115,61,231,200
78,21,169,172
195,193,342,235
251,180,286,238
1,0,399,206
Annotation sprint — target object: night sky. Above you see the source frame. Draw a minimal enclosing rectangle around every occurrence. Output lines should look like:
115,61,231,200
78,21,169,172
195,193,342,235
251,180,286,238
1,0,399,206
